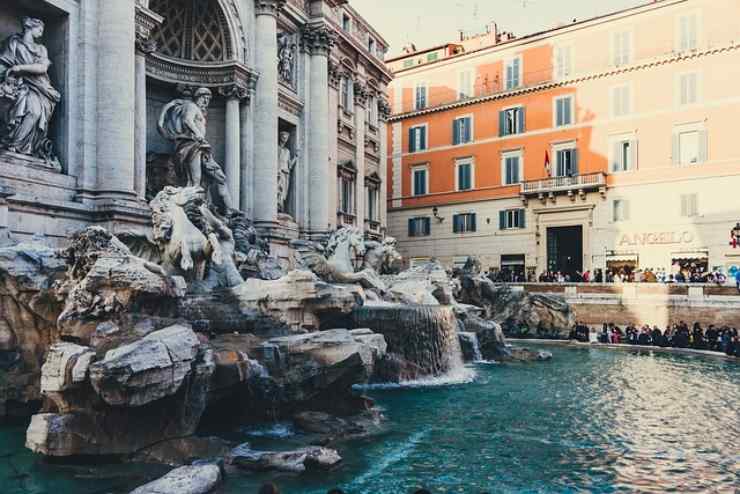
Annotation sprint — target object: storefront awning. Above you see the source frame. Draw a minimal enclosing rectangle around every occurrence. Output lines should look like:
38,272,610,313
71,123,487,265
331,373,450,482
606,253,639,262
671,251,709,261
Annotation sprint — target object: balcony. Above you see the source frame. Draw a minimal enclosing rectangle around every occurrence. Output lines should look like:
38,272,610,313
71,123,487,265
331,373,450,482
520,172,606,203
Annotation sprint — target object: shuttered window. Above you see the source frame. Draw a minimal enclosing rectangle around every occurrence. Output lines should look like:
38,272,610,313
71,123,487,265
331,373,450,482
612,84,631,117
499,107,525,137
498,209,526,230
555,148,578,177
673,130,707,165
680,194,698,217
502,151,522,185
505,57,521,89
679,72,699,106
408,126,427,153
678,13,698,52
453,117,472,145
408,217,431,237
555,45,573,79
612,31,632,67
555,96,574,127
456,160,473,191
613,199,629,222
611,139,637,172
452,213,477,233
458,70,474,99
415,83,427,110
412,166,428,196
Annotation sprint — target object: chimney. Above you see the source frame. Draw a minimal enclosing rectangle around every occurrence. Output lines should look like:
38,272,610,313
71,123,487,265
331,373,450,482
488,21,498,42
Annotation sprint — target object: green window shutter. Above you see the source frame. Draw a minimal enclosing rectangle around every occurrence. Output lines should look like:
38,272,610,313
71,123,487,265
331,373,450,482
499,111,506,137
453,120,460,145
471,214,477,232
424,217,431,235
409,128,415,153
452,214,460,233
572,148,579,175
499,210,506,230
408,218,415,237
420,127,427,150
519,209,526,229
518,107,526,133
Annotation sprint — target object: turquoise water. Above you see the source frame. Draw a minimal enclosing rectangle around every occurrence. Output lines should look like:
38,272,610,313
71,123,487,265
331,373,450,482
2,345,739,493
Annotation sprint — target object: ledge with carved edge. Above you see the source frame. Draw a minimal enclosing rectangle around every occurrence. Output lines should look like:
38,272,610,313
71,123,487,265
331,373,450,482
146,53,259,102
336,211,356,227
278,88,304,116
135,3,164,54
519,172,607,206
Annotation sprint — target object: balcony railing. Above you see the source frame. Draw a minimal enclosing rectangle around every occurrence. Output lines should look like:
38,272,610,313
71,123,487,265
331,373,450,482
520,172,606,196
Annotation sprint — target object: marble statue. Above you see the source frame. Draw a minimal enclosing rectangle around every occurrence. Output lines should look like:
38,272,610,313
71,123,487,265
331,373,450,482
277,131,298,214
364,236,403,275
0,17,61,168
158,88,234,214
291,226,386,291
277,32,296,87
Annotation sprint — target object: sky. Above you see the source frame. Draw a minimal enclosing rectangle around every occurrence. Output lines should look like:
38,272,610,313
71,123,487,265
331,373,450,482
351,0,649,57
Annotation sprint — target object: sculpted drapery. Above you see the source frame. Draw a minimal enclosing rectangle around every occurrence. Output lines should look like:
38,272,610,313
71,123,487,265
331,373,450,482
0,17,61,167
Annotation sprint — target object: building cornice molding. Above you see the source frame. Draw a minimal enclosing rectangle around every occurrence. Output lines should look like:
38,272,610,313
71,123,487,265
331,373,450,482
301,22,338,56
135,3,164,54
255,0,287,17
389,42,740,122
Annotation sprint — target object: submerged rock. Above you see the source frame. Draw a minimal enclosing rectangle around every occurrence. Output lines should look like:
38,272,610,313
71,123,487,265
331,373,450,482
129,464,222,494
507,347,554,362
229,445,342,473
133,436,232,466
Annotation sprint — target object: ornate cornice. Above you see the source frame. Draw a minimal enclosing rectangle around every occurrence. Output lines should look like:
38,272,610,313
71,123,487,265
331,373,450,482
302,23,338,57
328,59,342,90
147,53,259,102
255,0,287,17
135,3,164,54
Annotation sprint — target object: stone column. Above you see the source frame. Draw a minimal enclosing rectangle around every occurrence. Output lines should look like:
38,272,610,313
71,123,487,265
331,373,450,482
96,0,138,199
253,0,285,229
378,97,391,231
353,80,368,229
220,86,247,207
239,86,255,215
303,24,337,237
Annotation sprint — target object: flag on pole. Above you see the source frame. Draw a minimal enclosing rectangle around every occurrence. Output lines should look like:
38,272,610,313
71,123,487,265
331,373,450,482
544,150,551,177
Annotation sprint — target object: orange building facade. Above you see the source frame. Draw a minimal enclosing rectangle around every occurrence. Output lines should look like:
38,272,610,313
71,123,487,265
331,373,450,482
385,0,740,279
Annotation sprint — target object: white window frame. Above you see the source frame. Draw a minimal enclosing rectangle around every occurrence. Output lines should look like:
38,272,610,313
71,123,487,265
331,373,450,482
368,37,375,54
505,55,523,90
675,10,701,53
675,71,701,108
611,29,634,67
502,209,525,230
610,82,633,119
457,68,474,99
409,123,428,153
453,114,474,145
554,43,574,81
673,121,707,166
680,193,699,218
501,149,524,185
552,140,577,177
553,94,575,128
452,210,477,234
414,81,428,110
412,164,430,196
455,157,475,191
612,198,629,223
608,132,638,173
342,12,352,33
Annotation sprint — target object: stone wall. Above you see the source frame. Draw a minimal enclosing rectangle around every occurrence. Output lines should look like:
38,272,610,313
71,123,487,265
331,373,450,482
508,283,740,328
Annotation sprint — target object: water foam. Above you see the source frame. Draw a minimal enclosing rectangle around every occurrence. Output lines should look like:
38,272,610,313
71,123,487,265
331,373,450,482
354,365,477,390
240,422,295,438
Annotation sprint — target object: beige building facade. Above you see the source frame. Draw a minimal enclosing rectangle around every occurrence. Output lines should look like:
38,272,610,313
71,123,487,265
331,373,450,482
385,0,740,278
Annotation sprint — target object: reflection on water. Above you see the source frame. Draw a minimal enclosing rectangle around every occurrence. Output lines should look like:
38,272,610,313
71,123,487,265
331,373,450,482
1,346,738,494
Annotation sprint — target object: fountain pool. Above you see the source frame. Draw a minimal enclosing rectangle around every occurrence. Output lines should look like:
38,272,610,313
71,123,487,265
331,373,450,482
2,344,738,493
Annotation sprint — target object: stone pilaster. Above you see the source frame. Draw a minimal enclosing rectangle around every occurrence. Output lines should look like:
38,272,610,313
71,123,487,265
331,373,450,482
240,77,257,214
133,5,162,201
378,96,391,231
253,0,286,232
95,0,138,201
303,23,337,238
353,80,368,228
219,85,249,209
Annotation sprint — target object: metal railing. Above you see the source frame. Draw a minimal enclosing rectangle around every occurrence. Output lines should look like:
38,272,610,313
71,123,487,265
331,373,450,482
520,172,606,195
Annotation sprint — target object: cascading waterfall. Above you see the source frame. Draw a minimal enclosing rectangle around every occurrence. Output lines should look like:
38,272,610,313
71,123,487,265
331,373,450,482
353,305,469,382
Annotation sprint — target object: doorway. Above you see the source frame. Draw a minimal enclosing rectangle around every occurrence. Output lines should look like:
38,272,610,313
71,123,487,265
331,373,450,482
547,226,583,276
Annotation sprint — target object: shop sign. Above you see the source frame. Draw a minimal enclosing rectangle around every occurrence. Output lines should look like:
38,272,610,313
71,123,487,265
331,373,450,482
618,231,695,246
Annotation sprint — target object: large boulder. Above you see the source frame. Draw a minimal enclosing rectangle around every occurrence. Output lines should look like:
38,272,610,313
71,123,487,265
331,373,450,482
457,277,574,338
129,464,222,494
26,325,216,457
229,444,342,473
0,241,66,421
89,325,200,407
248,328,386,416
56,227,183,344
383,260,456,306
177,270,364,335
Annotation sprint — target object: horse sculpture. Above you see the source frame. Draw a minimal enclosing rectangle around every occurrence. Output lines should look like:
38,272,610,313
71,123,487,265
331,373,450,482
292,227,386,292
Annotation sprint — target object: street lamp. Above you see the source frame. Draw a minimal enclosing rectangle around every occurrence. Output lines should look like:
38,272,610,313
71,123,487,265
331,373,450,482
432,206,445,222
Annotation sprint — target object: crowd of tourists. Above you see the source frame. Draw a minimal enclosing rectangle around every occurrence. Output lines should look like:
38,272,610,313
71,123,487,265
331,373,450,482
535,266,734,285
569,321,740,356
